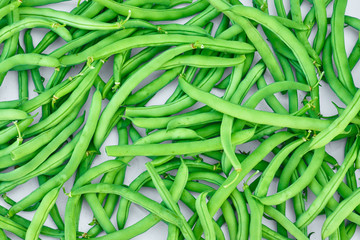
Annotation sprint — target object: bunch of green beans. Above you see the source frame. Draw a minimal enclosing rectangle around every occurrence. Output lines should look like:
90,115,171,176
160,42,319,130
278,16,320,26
0,0,359,239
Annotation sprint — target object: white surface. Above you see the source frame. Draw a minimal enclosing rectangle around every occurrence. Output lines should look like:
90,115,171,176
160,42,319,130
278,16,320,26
1,0,360,239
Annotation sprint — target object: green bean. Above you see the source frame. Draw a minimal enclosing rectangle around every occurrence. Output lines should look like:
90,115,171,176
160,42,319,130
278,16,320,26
24,32,44,94
309,88,360,150
191,132,295,238
264,205,309,240
8,89,102,217
0,6,19,85
244,182,263,240
0,0,21,21
0,17,72,45
345,222,357,239
186,172,238,240
25,188,60,240
0,0,10,8
0,109,28,121
167,111,222,130
161,55,245,70
0,215,27,238
106,127,254,157
146,162,195,240
0,53,60,73
255,76,288,114
220,60,245,174
262,224,291,240
72,183,183,226
323,35,353,105
24,60,102,137
19,79,69,113
84,193,117,234
0,118,32,145
0,204,65,238
312,0,327,55
0,116,83,181
37,175,64,231
21,0,70,6
322,187,360,238
250,81,310,110
290,0,321,64
116,159,220,230
52,65,94,102
125,67,225,118
331,0,357,94
61,34,255,66
296,137,360,228
194,192,215,240
277,53,298,113
18,7,134,31
94,44,207,149
349,37,360,70
226,3,321,111
2,194,40,212
178,76,334,131
255,138,305,198
65,159,126,239
50,30,113,58
258,147,325,205
10,109,81,162
93,0,209,21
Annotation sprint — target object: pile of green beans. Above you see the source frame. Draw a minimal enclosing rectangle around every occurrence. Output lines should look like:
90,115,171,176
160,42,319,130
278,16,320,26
0,0,359,239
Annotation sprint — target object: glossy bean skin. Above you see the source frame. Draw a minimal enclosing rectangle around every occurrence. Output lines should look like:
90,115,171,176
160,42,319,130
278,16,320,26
0,7,20,85
323,35,353,105
221,61,264,173
296,137,360,228
10,110,81,162
331,0,357,95
23,30,45,94
178,76,332,131
264,205,309,240
23,61,103,137
25,188,60,240
0,53,60,73
258,147,325,206
18,7,131,30
94,44,218,149
0,109,28,121
0,17,72,44
106,128,255,157
21,0,70,6
60,34,255,66
160,55,245,70
244,183,263,240
125,67,225,118
146,163,195,240
309,88,360,150
0,0,21,21
290,0,321,64
312,0,327,55
8,89,102,218
226,3,321,112
321,182,360,238
71,183,183,227
255,138,305,198
192,132,295,238
195,192,215,240
0,116,83,181
349,37,360,70
94,0,209,21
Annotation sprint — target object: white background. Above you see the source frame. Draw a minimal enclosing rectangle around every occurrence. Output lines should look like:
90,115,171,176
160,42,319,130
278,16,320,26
1,0,360,239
